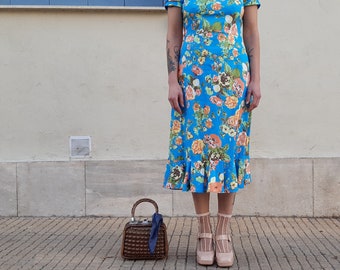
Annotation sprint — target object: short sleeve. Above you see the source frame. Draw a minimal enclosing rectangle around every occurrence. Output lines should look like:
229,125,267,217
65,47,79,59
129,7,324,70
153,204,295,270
243,0,261,8
164,0,182,10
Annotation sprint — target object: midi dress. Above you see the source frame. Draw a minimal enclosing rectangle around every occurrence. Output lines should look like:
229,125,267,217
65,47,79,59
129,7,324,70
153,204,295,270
164,0,260,193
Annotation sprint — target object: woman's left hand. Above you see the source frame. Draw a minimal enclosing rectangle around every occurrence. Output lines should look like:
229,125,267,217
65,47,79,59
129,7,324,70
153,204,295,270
246,80,261,111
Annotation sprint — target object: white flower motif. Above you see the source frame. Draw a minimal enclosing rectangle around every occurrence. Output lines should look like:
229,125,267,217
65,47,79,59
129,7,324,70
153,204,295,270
213,85,220,92
230,182,238,189
242,63,248,72
193,79,200,87
225,15,233,24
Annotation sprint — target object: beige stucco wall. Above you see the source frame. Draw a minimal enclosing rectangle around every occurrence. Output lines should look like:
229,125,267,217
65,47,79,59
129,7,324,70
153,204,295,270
0,0,339,162
0,1,339,217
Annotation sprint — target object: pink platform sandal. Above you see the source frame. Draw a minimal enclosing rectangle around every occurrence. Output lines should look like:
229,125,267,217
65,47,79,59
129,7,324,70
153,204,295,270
215,213,234,267
196,212,214,265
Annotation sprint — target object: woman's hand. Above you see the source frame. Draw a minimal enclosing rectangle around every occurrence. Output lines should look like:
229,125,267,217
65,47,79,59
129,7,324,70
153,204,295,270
168,82,184,114
246,80,261,111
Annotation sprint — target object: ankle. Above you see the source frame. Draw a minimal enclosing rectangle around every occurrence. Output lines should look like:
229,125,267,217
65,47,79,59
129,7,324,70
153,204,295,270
197,212,212,233
216,213,232,236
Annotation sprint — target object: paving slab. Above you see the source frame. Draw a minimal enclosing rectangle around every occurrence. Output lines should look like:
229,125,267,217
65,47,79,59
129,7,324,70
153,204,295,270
0,216,339,270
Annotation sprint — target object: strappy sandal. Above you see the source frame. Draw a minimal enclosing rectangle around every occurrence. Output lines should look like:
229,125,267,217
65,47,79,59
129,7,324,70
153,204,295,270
196,212,214,265
215,213,234,267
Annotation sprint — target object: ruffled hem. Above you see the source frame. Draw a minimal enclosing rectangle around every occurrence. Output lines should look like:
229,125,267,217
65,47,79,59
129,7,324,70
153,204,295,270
163,157,251,193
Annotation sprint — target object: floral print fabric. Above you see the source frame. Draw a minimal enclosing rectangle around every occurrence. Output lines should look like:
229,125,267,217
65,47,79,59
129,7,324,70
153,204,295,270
164,0,260,193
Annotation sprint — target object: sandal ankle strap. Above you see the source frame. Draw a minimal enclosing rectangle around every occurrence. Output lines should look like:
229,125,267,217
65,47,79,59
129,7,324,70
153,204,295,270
198,232,213,239
216,234,231,241
217,213,232,218
197,212,210,217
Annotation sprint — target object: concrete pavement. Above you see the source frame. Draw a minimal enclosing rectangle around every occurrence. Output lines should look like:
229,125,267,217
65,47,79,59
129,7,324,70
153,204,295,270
0,216,339,270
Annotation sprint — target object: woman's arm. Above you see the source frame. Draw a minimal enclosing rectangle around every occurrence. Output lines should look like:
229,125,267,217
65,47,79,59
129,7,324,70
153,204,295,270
166,7,184,114
243,5,261,111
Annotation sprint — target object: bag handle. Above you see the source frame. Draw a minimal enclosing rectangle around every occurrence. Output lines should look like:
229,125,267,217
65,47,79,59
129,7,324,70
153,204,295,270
131,198,159,222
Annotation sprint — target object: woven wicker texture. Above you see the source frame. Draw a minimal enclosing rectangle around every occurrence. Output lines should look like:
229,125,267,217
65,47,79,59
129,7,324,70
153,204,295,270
121,198,168,260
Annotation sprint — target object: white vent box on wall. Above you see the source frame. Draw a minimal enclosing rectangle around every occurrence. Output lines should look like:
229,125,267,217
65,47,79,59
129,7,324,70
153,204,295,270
69,136,91,158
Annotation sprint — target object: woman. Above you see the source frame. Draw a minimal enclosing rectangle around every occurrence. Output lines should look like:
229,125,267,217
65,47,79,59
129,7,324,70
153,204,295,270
164,0,261,267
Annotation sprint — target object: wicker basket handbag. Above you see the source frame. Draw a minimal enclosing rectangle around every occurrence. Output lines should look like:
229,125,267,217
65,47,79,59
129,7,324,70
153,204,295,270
121,198,168,260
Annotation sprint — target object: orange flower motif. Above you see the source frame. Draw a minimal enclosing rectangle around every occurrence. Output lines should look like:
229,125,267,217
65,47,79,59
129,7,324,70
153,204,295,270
238,175,243,184
192,139,204,154
237,131,249,146
225,96,238,109
193,103,200,112
203,106,210,115
175,136,182,145
205,119,213,129
236,107,244,119
233,78,245,97
232,48,238,57
195,88,202,96
218,33,226,42
192,65,203,76
210,96,223,106
210,134,222,147
204,134,222,148
186,85,196,100
172,120,181,134
212,2,222,10
213,75,219,83
186,35,194,42
209,182,223,193
228,35,235,44
245,160,251,174
230,24,238,36
227,115,239,128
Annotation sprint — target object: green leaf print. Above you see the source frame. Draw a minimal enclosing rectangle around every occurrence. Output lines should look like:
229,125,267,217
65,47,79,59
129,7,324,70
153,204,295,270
202,19,210,31
224,64,232,73
232,69,241,79
206,87,213,96
211,22,222,32
196,176,204,183
194,36,201,44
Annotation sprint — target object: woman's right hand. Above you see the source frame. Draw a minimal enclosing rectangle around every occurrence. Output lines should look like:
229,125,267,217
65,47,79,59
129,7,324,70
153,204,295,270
168,82,184,114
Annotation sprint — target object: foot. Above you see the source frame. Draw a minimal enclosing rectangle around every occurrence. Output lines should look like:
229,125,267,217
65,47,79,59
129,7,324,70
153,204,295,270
215,213,234,267
196,212,214,265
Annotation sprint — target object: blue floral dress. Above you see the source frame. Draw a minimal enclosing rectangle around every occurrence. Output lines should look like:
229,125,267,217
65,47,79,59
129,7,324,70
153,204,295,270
164,0,260,193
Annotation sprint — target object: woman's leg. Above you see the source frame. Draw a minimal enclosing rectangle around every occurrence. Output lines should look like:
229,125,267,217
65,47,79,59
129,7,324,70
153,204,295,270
215,193,236,267
217,192,235,215
192,192,210,213
192,193,214,265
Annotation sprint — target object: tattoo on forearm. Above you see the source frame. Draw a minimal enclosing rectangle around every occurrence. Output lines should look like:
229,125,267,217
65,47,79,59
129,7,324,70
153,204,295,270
167,47,176,74
167,39,180,74
174,46,180,62
247,47,254,59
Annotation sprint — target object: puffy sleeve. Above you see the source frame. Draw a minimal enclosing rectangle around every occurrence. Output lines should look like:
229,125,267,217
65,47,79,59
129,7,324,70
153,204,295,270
164,0,182,10
243,0,261,8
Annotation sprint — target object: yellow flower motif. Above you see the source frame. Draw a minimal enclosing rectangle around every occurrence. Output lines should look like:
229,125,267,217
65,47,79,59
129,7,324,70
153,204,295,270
198,57,206,65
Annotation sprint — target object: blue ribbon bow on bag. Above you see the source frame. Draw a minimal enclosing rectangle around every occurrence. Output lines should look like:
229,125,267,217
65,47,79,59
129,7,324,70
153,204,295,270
148,212,163,254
